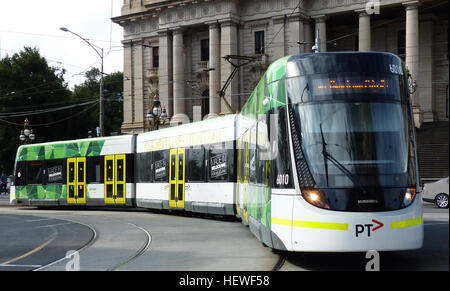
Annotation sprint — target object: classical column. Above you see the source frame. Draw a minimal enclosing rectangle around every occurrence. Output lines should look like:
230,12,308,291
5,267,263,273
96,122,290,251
419,20,435,122
357,10,371,51
207,21,221,118
121,40,133,133
403,1,421,127
133,39,145,132
172,27,186,124
220,19,238,113
158,29,173,119
272,16,286,60
313,15,327,52
288,15,305,55
303,18,314,53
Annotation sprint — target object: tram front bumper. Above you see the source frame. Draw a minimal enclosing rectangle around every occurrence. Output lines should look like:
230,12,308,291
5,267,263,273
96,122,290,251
274,194,424,252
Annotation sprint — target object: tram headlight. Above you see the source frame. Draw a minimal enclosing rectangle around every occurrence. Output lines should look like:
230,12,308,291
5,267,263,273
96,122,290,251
302,189,331,209
403,188,417,207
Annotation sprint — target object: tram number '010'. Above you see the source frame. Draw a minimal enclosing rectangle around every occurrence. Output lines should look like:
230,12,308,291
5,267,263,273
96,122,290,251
276,174,289,186
389,64,403,75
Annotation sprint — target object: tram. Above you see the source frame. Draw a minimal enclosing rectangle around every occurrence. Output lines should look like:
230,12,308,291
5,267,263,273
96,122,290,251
10,52,423,252
11,135,135,206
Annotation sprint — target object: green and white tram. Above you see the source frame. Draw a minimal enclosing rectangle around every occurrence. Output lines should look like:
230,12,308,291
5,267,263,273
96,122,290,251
11,135,135,206
135,114,236,215
10,52,423,252
236,52,423,251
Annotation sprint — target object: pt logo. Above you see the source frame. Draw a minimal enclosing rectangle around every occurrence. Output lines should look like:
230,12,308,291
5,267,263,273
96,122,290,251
355,219,384,237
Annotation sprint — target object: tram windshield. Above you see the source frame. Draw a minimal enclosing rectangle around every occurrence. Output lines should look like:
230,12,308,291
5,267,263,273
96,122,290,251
287,73,416,189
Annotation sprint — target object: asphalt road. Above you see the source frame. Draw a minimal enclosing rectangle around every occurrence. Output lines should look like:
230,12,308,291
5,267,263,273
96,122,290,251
0,201,447,271
0,206,279,271
0,213,94,271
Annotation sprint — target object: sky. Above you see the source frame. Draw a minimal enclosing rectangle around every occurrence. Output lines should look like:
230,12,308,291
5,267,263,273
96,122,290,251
0,0,124,89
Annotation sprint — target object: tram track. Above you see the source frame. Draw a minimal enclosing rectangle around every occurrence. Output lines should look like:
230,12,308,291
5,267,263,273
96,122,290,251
107,222,152,271
22,210,152,271
2,207,279,271
271,252,286,271
33,216,98,271
48,212,153,271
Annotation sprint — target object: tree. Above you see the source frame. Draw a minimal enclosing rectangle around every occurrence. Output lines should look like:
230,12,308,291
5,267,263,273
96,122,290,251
0,47,72,173
0,48,124,174
71,68,123,137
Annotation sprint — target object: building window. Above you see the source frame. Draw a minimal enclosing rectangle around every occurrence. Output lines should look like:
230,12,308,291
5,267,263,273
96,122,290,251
201,39,209,62
255,31,265,55
152,47,159,68
397,29,406,60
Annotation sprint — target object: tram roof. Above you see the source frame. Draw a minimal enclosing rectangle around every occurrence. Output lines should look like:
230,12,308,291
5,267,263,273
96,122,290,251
136,114,237,152
15,135,135,162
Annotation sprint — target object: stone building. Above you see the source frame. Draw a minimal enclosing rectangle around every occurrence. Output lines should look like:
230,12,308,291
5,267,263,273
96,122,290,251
112,0,449,134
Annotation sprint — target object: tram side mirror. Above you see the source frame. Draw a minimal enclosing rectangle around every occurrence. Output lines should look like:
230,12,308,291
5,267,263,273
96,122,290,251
263,98,269,107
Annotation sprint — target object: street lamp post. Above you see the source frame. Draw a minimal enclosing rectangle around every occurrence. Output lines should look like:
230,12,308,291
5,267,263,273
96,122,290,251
60,27,104,137
146,95,167,130
19,118,35,144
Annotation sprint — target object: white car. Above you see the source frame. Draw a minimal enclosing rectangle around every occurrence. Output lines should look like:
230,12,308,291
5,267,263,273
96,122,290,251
422,177,449,208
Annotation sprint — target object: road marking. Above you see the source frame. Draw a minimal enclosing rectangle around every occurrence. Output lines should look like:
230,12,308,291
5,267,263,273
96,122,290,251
33,219,97,271
0,229,57,266
25,218,53,222
0,264,42,268
36,222,74,229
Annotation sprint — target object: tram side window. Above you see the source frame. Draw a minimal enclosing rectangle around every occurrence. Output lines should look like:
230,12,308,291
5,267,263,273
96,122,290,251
126,154,134,183
46,159,65,184
208,142,235,182
87,156,103,183
153,150,168,182
249,130,257,184
188,146,205,182
15,161,26,186
27,161,44,185
240,139,246,183
269,105,293,189
136,152,152,182
256,120,270,186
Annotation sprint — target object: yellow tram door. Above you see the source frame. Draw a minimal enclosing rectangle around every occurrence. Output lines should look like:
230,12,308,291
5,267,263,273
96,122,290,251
67,157,86,204
67,158,76,204
104,155,126,205
104,155,115,204
115,155,126,204
169,148,185,209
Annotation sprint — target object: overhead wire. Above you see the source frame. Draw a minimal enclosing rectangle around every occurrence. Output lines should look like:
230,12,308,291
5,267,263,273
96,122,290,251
0,100,100,127
0,99,99,118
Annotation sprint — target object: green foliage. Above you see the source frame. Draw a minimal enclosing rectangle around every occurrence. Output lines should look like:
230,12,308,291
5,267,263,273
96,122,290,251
0,47,123,174
71,68,124,137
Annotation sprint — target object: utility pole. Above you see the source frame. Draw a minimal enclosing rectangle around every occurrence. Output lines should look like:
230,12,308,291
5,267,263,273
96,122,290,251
312,29,321,53
60,27,105,136
99,47,104,137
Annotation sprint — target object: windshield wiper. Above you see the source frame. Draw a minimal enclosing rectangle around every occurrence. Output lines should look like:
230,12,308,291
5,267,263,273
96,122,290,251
320,124,367,194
